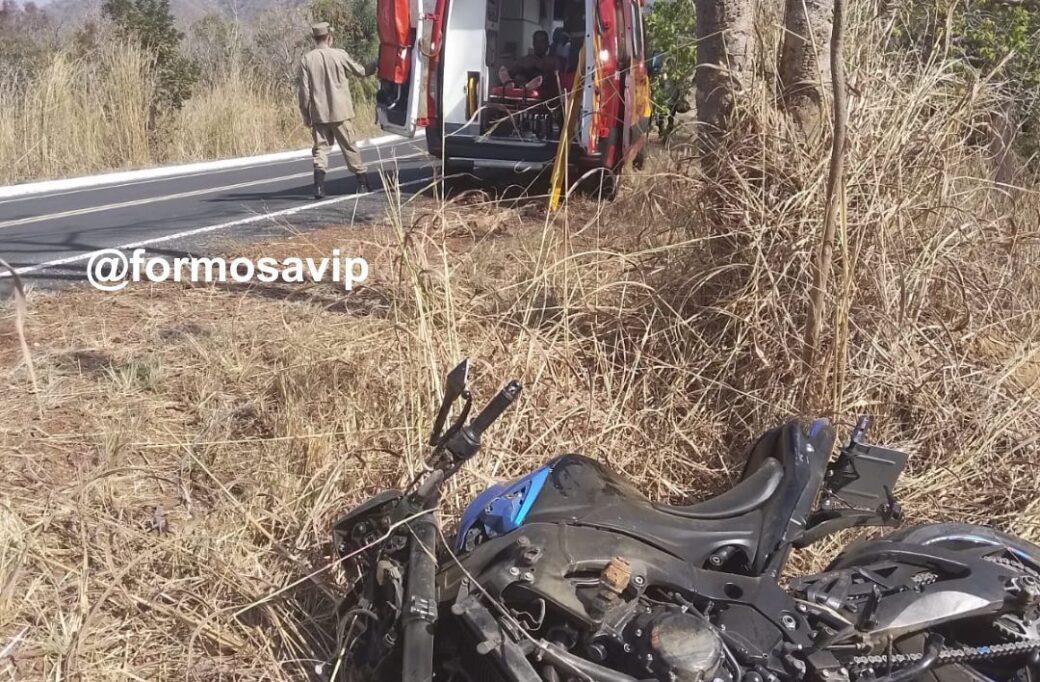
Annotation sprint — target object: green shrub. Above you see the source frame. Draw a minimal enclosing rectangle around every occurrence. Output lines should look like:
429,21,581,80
896,1,1040,165
310,0,379,62
643,0,696,142
102,0,201,110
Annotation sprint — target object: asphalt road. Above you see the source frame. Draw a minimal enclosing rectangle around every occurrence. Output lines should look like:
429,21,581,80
0,136,435,284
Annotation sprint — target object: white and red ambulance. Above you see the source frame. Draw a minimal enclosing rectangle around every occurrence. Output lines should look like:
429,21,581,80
375,0,652,175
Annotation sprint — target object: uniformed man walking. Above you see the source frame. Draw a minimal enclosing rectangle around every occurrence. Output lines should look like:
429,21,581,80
297,22,376,199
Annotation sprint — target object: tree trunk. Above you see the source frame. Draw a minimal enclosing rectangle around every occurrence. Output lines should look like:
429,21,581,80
989,103,1022,187
778,0,833,140
694,0,756,152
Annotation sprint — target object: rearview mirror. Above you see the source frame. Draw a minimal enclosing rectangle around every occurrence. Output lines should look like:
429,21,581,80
446,359,469,397
429,360,470,445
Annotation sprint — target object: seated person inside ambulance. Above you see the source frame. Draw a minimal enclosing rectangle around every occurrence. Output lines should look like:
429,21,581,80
497,30,559,98
558,0,584,89
551,28,570,70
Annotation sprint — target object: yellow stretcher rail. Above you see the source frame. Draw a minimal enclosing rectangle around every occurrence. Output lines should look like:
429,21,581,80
548,45,586,212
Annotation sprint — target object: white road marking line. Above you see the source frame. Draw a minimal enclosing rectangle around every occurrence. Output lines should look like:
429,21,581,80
0,133,411,200
0,176,434,279
0,138,421,207
0,152,428,230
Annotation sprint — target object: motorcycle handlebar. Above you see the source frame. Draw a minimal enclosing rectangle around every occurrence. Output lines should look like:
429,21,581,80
470,380,522,437
403,382,520,678
440,380,522,464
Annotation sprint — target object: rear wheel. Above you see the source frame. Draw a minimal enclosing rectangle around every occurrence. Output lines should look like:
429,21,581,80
842,524,1040,681
884,523,1040,558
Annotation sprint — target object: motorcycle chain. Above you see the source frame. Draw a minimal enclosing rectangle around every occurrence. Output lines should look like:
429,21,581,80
987,555,1040,582
849,638,1040,673
849,555,1040,673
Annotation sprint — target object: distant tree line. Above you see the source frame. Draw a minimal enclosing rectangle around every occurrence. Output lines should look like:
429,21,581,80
0,0,380,112
0,0,52,80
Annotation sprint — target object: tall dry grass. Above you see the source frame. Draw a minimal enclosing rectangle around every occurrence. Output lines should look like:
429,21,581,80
1,4,1039,680
0,43,363,185
0,83,14,172
0,46,156,183
165,62,308,163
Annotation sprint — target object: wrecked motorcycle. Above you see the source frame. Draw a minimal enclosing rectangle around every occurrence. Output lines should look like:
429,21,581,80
330,361,1040,681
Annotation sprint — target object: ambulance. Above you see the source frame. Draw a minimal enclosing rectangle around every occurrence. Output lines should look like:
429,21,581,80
374,0,652,176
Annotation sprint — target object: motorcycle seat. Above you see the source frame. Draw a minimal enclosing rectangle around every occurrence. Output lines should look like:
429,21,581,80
653,457,784,520
651,420,833,521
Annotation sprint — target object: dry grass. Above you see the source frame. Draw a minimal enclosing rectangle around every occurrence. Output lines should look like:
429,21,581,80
1,6,1040,681
164,62,309,165
0,45,376,185
0,46,156,183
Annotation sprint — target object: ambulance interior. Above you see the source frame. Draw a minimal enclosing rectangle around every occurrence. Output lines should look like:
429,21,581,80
440,0,589,143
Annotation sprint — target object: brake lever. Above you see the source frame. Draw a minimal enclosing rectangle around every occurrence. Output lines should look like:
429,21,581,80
429,390,469,446
443,394,474,444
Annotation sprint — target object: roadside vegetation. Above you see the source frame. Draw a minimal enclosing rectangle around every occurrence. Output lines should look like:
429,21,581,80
643,0,696,141
1,0,1040,679
0,0,378,185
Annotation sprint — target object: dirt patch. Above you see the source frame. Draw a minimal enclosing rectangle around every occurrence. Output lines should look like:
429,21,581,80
975,337,1040,395
49,348,117,374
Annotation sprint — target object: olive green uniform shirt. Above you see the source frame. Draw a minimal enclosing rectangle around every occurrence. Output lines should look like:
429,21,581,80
297,47,371,125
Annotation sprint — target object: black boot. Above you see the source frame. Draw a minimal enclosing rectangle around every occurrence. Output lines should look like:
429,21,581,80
355,172,372,193
313,169,326,199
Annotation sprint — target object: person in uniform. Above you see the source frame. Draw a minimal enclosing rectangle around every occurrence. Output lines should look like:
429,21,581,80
297,22,376,199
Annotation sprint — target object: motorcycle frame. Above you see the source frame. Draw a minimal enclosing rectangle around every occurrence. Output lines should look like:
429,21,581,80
513,420,903,582
330,366,936,682
335,427,914,678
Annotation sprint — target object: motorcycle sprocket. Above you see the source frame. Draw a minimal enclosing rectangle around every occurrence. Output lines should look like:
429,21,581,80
995,614,1040,642
987,555,1040,642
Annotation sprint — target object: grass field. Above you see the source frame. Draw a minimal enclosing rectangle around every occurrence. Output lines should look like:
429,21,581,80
1,6,1039,680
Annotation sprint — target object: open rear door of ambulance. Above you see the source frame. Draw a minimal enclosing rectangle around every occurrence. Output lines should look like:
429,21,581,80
376,0,431,137
578,0,598,154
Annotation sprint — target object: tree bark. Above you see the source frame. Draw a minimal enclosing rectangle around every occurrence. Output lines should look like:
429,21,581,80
693,0,756,151
989,103,1022,187
778,0,833,140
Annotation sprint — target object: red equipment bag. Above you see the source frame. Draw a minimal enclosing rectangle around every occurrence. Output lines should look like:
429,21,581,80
377,0,412,84
490,85,545,103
